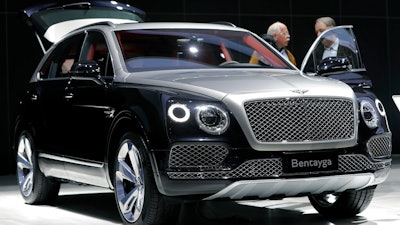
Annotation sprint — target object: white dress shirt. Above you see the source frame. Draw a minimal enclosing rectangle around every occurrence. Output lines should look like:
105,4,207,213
322,38,339,59
280,48,289,60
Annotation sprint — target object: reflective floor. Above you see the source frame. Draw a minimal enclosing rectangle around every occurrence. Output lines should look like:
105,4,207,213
1,155,399,225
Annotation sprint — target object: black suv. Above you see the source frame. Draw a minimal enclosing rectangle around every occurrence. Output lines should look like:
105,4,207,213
13,1,391,225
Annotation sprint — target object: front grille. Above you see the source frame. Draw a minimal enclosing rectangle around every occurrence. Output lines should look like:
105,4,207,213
244,98,354,142
167,149,391,180
168,158,282,179
367,134,392,159
338,154,391,172
169,144,228,169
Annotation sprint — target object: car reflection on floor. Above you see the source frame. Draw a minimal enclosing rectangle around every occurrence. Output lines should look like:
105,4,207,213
1,155,399,225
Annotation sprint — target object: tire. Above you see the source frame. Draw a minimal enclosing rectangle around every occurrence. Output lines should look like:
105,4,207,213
16,130,60,205
114,132,180,225
308,185,376,218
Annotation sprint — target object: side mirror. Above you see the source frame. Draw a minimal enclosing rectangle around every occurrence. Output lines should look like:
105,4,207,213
69,60,100,77
316,56,351,75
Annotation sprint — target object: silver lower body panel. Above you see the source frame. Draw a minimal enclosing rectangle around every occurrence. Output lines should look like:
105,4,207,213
204,168,390,200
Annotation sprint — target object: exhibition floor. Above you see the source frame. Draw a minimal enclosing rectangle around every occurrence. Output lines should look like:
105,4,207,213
1,155,399,225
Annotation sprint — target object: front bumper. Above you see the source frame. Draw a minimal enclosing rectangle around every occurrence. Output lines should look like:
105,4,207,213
203,168,390,200
154,132,391,198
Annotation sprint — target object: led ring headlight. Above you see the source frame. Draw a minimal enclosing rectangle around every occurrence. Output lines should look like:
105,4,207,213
168,103,190,123
375,99,386,116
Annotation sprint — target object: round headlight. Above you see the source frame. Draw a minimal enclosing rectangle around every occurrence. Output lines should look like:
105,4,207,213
375,99,386,116
195,105,229,135
360,100,378,129
168,103,190,123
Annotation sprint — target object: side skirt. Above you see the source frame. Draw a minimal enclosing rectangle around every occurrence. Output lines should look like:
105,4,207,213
38,153,110,188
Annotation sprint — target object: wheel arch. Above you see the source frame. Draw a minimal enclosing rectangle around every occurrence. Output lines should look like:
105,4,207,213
105,109,155,189
12,115,37,154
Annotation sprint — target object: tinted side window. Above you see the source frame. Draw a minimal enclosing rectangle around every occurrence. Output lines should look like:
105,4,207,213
81,31,113,77
39,33,85,79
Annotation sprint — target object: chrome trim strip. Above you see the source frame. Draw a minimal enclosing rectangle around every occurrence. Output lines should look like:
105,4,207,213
39,153,103,168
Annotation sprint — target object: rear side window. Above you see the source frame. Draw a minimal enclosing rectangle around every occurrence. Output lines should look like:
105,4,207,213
39,33,85,79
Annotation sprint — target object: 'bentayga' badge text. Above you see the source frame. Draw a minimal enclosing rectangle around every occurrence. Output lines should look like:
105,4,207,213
291,159,332,169
282,153,338,173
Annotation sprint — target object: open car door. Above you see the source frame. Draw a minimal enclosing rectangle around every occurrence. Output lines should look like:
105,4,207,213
300,25,372,88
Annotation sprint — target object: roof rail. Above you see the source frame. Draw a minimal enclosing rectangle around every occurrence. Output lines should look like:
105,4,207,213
210,21,237,27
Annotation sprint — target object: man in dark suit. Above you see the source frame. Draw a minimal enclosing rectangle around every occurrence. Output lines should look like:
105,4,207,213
314,31,359,68
313,17,359,69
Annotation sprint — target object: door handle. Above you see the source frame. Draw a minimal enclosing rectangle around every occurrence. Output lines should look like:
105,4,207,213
30,94,38,101
64,92,74,100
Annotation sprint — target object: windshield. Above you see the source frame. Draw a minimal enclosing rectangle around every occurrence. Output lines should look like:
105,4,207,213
116,29,291,72
301,26,364,75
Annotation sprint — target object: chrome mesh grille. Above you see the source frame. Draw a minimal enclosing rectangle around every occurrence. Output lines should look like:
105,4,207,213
338,154,391,172
167,153,390,180
367,134,392,159
169,144,228,168
244,98,354,142
167,159,282,179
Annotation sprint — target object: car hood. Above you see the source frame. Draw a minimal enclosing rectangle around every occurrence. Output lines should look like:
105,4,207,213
22,0,145,44
123,69,354,100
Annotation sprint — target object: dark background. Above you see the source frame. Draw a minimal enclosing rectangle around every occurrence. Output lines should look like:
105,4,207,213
1,0,399,175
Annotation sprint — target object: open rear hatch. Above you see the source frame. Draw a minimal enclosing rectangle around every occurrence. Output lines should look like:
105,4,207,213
22,0,146,52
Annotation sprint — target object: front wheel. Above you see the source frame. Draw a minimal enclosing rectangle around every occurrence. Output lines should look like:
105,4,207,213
114,132,180,225
308,185,376,218
16,130,60,204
